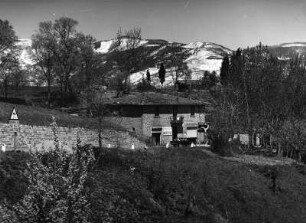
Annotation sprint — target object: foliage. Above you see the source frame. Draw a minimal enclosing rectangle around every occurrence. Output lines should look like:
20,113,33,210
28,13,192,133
11,118,95,223
2,146,306,222
220,55,229,85
0,19,17,55
31,21,56,106
95,147,306,223
200,71,218,89
213,43,306,161
0,48,21,98
136,78,156,91
277,119,306,162
32,17,97,97
0,152,30,203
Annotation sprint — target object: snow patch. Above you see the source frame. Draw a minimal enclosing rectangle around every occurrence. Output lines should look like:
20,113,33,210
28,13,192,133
149,45,167,57
16,39,32,47
95,40,114,53
183,41,204,49
277,56,291,61
95,39,148,54
185,47,223,75
281,43,306,47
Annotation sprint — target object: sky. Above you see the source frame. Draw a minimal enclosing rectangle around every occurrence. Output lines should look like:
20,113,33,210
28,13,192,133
1,0,306,49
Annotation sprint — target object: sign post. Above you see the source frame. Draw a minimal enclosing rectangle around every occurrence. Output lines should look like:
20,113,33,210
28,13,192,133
9,106,19,151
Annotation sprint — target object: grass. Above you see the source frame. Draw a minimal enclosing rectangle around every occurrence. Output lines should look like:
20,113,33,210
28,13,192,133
91,147,306,223
0,101,94,128
1,147,306,222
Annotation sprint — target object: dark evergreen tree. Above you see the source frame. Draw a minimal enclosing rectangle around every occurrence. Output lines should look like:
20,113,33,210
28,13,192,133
220,55,230,85
158,63,165,85
146,69,151,83
228,48,243,88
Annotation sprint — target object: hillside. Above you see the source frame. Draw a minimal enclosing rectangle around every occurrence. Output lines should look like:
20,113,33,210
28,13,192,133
95,38,232,86
1,147,306,223
17,38,232,87
17,39,306,87
0,101,99,129
268,42,306,59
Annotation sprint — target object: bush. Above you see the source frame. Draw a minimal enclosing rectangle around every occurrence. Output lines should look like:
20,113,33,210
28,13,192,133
0,151,30,203
210,131,232,156
136,79,156,91
50,90,79,107
11,119,95,223
0,97,28,105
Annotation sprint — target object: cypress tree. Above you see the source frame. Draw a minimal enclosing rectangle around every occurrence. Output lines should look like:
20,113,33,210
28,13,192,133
220,55,230,85
146,69,151,83
158,63,165,85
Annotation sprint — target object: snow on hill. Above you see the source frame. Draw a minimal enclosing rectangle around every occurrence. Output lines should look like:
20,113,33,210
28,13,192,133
122,40,232,86
17,37,232,87
16,39,34,68
269,42,306,59
280,42,306,48
95,38,148,53
184,42,232,78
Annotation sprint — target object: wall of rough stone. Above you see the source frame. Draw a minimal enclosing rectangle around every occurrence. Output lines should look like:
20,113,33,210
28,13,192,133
0,122,146,151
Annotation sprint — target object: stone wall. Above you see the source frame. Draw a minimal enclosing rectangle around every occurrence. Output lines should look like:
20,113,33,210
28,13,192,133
0,122,146,152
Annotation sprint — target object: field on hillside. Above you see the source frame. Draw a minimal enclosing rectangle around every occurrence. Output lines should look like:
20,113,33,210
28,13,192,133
1,86,52,102
0,101,106,129
1,147,306,223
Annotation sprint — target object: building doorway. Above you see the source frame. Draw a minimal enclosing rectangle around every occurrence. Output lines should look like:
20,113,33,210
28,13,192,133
152,133,161,145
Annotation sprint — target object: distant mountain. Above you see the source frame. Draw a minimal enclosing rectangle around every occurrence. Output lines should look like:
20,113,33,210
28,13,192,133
15,38,233,86
268,42,306,60
94,38,232,86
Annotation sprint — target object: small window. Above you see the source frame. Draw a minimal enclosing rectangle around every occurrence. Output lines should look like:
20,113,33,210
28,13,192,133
191,106,195,116
154,106,160,117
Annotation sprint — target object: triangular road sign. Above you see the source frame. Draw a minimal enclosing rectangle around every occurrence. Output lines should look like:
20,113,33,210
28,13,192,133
10,106,19,120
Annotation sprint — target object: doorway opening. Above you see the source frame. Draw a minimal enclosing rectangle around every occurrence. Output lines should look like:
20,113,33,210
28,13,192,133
152,133,161,145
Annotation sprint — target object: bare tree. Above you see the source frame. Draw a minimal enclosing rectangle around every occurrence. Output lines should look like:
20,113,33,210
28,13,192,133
0,51,20,98
109,27,142,94
32,21,55,106
167,43,188,88
0,19,19,98
83,85,109,149
0,19,17,55
52,17,79,93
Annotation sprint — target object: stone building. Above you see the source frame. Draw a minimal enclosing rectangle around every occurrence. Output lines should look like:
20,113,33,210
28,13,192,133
105,92,211,145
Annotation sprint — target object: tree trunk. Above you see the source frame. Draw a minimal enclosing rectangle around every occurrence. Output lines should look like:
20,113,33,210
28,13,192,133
47,78,51,107
64,75,69,93
98,117,102,149
277,142,282,157
4,78,8,99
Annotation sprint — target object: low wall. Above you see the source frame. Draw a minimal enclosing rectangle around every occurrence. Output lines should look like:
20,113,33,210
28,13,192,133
0,122,146,151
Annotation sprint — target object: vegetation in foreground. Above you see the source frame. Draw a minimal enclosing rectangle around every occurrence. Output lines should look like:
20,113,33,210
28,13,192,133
1,144,306,223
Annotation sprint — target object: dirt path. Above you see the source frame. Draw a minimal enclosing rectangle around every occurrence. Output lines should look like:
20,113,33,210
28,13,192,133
199,147,300,166
224,154,298,166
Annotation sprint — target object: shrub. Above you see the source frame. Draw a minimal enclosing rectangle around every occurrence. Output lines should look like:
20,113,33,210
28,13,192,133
210,131,232,156
50,90,79,107
0,151,30,203
136,79,156,91
11,118,95,223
